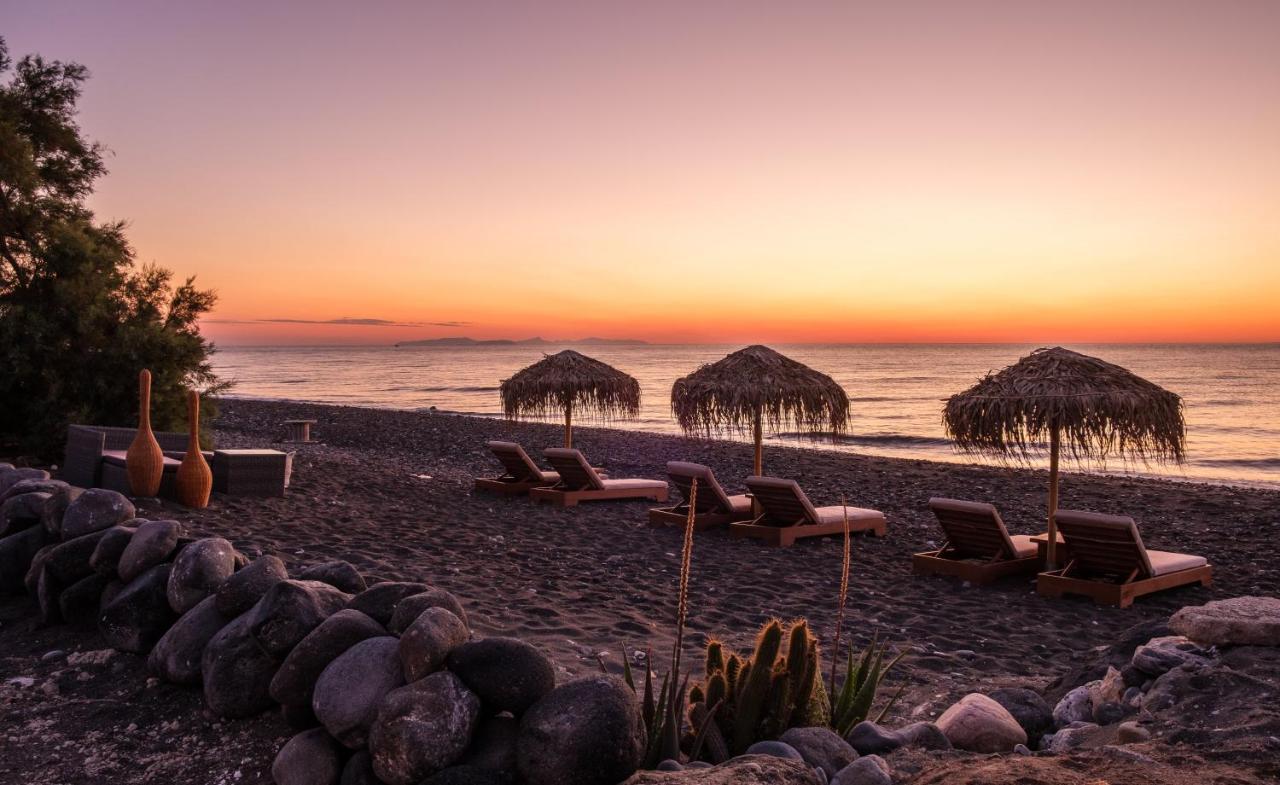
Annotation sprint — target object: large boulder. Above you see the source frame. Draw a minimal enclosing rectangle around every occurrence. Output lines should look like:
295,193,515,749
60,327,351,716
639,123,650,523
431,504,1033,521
622,756,818,784
448,637,555,716
62,489,135,539
117,519,182,583
421,766,505,785
59,572,113,625
345,581,429,626
167,536,237,614
149,595,232,684
0,467,50,496
0,492,52,536
89,526,137,577
41,485,83,538
400,607,469,681
987,687,1054,745
214,554,288,617
36,564,66,624
1052,684,1095,728
313,636,405,748
1130,635,1210,677
388,588,469,634
369,671,482,785
299,560,368,594
779,727,856,779
1170,597,1280,647
99,563,177,653
271,609,387,709
341,750,380,785
935,693,1027,752
845,720,948,756
832,755,892,785
44,529,112,584
0,525,49,594
462,715,519,782
272,727,345,785
202,609,282,718
248,579,352,657
517,676,644,785
0,478,65,504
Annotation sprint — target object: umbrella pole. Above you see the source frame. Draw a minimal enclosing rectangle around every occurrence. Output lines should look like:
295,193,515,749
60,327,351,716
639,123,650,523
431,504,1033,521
1047,424,1060,570
564,401,573,449
753,410,763,476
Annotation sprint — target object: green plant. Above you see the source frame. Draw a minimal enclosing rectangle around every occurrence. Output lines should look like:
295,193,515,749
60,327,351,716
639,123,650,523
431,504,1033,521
687,618,831,760
829,634,908,736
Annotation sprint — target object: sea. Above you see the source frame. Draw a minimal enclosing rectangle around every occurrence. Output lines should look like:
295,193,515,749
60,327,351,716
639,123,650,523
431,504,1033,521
212,343,1280,488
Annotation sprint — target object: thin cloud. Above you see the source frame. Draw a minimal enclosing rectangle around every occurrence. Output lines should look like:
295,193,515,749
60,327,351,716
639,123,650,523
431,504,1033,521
207,317,472,328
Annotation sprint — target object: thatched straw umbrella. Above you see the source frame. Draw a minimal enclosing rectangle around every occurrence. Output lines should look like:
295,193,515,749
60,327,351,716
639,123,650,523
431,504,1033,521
500,350,640,448
944,347,1184,568
671,345,849,476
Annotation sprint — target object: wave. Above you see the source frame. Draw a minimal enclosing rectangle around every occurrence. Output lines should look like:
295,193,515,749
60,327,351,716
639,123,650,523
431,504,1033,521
417,385,500,393
1193,457,1280,470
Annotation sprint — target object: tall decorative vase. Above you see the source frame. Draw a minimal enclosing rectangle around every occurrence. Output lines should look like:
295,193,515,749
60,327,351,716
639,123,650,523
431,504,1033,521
175,389,213,508
126,368,165,497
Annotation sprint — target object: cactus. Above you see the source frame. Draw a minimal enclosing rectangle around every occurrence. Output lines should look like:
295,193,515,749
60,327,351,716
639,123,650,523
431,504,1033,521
687,618,831,759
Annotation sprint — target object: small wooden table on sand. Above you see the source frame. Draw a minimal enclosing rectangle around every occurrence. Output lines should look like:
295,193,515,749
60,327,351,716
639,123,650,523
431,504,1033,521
283,420,316,443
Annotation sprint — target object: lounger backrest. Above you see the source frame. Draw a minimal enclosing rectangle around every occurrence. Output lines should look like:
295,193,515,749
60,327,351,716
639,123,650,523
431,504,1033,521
666,462,734,513
542,448,605,491
1054,509,1154,579
486,441,541,481
744,476,819,526
928,498,1019,559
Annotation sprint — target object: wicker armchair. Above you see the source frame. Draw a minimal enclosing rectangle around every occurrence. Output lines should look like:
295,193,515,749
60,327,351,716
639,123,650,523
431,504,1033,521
63,424,187,489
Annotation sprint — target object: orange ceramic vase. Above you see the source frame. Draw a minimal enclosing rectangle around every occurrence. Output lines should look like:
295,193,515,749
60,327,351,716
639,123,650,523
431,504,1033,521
126,369,165,497
175,390,212,508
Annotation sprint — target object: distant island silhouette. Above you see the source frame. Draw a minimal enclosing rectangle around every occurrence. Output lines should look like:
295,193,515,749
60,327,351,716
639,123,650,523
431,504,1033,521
394,336,648,347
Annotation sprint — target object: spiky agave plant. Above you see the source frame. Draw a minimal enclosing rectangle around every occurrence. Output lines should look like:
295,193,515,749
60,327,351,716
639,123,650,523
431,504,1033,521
829,633,908,736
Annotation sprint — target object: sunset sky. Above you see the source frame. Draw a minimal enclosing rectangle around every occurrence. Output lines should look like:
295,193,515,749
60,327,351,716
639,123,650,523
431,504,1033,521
5,1,1279,345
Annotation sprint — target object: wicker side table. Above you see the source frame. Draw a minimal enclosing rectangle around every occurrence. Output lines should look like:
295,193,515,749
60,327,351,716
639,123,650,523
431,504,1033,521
212,449,292,497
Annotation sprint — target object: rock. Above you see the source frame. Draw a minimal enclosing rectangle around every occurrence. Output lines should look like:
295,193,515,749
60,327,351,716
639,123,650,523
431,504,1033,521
0,467,49,496
36,565,65,624
117,519,182,582
1131,636,1211,677
779,727,856,778
44,529,111,583
248,579,352,657
271,608,387,708
1092,667,1125,706
0,525,49,594
99,579,124,610
400,607,469,681
99,564,176,653
987,687,1054,744
935,693,1027,752
744,741,804,760
622,756,818,784
832,755,891,785
1116,721,1151,743
448,637,555,716
0,492,52,536
462,715,519,781
41,485,83,538
1052,685,1093,728
345,581,429,626
369,671,482,785
1170,596,1280,647
214,554,288,617
62,489,135,539
149,594,232,684
299,560,367,594
167,536,237,613
340,750,380,785
283,700,320,730
89,525,137,577
314,636,405,748
272,727,344,785
845,721,899,755
897,721,951,751
517,676,644,785
422,767,505,785
202,609,282,718
1013,743,1031,755
58,573,112,625
24,543,56,593
1093,701,1128,725
1044,722,1106,753
388,588,469,634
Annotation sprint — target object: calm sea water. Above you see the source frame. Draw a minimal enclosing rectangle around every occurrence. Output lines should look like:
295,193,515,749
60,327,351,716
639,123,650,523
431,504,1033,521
212,344,1280,487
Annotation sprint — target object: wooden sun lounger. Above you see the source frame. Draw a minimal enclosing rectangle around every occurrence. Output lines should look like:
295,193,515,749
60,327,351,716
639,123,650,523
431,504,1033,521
473,441,561,495
1036,509,1212,608
913,498,1043,584
648,462,753,530
732,476,887,547
530,448,669,507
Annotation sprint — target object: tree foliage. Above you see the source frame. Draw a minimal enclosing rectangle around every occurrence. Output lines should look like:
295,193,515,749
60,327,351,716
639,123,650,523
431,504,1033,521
0,38,227,457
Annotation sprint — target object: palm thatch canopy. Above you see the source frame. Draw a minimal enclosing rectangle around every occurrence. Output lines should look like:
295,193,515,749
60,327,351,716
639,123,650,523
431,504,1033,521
943,346,1185,464
500,350,640,447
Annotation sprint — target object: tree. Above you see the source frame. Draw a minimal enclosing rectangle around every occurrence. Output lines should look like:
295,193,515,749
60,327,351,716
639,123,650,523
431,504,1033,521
0,38,227,458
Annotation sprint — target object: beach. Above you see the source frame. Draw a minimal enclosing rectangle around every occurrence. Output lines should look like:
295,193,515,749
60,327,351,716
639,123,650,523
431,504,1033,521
3,398,1277,783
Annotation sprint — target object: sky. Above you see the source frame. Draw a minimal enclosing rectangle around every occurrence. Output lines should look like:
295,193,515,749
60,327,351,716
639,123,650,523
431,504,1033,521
4,0,1279,345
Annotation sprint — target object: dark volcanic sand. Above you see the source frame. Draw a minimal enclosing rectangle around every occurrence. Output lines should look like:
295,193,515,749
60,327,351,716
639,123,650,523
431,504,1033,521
2,398,1278,784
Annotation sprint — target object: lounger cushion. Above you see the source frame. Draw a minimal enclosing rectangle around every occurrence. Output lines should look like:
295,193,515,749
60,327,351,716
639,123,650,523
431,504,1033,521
600,479,667,491
103,450,180,470
812,506,885,526
726,494,752,514
1008,535,1038,559
1146,550,1208,576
